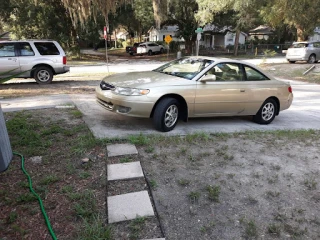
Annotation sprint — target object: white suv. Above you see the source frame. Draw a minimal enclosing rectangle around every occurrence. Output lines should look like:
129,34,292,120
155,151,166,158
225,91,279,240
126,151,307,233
0,40,69,84
137,42,165,55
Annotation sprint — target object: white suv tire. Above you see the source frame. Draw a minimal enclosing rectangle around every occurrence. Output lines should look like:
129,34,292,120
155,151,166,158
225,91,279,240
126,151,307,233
34,66,53,84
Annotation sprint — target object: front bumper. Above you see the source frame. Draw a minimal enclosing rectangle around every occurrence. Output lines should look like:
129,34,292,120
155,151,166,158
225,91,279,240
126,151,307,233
96,86,154,118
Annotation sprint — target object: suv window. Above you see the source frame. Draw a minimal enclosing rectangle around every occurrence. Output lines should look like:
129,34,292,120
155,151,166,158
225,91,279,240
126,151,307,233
18,42,35,56
34,42,60,55
0,43,15,57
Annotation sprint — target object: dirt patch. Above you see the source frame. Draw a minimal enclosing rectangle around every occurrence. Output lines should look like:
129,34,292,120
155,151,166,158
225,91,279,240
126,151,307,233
136,132,320,239
260,62,320,83
0,80,100,98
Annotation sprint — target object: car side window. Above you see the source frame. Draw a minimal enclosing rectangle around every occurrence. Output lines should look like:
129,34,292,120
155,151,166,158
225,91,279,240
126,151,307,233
18,42,35,56
244,65,269,81
0,43,15,57
209,63,242,81
34,42,60,55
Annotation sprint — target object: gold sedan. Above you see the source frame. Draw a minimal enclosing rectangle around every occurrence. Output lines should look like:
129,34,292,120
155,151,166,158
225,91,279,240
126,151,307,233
96,57,293,132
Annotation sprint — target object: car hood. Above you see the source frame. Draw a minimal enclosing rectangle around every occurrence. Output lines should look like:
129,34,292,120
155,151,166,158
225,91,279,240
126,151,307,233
101,71,191,88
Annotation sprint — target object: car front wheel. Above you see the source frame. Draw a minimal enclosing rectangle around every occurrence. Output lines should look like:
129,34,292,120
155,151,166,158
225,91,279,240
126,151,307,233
34,67,53,84
153,98,180,132
253,98,277,124
148,50,153,56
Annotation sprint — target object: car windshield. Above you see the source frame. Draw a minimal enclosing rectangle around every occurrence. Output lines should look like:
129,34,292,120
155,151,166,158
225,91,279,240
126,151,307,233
291,43,308,48
153,57,214,80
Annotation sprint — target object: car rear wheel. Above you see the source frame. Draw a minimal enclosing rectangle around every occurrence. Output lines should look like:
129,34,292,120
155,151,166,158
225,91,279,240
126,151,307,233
153,98,179,132
160,48,164,53
308,54,316,64
253,98,277,124
148,50,153,56
34,66,53,84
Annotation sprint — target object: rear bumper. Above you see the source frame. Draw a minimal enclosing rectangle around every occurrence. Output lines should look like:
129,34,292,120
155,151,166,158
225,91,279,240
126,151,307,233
286,57,308,61
55,66,70,74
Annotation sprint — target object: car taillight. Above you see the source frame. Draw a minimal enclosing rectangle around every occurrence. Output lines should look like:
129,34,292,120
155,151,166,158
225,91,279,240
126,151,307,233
63,56,67,65
288,86,292,93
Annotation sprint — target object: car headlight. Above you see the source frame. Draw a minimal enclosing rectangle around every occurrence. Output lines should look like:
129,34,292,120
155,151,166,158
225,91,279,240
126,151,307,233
113,87,150,96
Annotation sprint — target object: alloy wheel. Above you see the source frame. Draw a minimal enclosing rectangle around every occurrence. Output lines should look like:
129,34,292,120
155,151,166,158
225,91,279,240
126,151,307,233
164,105,178,128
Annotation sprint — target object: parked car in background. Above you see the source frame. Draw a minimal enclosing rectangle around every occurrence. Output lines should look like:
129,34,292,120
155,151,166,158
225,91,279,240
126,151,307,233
96,56,293,132
137,42,165,55
286,41,320,63
126,42,142,55
0,40,69,84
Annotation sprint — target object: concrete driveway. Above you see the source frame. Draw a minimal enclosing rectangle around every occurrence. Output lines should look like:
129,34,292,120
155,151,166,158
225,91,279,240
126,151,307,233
69,78,320,138
2,78,318,138
1,57,320,138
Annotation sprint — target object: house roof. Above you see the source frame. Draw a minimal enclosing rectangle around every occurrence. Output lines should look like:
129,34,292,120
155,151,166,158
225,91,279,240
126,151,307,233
148,25,179,33
0,32,10,40
249,25,274,35
202,24,248,36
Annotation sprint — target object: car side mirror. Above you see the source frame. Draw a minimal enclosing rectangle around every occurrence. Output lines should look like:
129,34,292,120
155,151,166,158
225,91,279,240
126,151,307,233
200,74,216,82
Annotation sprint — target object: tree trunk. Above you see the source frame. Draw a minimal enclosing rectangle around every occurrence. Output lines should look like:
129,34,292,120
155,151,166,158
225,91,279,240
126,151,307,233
296,25,307,41
152,0,167,29
185,39,193,55
234,29,240,56
152,0,162,29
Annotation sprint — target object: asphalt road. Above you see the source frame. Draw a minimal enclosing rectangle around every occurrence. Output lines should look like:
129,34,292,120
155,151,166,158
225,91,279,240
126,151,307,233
1,57,320,138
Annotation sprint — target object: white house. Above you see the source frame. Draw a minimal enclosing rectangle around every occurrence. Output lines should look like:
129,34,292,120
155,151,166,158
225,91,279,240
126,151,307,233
200,24,247,49
148,25,183,42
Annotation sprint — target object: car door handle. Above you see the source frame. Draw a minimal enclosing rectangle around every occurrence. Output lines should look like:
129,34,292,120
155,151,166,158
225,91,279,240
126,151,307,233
8,58,17,62
240,89,245,92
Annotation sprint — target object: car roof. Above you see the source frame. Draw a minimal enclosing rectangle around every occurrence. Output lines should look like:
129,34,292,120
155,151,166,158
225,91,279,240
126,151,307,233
0,39,56,43
292,41,317,44
186,56,250,64
140,42,158,44
180,56,273,79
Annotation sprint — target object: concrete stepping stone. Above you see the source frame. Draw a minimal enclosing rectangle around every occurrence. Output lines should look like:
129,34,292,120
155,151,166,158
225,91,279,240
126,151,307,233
108,161,144,181
108,191,154,223
107,143,138,157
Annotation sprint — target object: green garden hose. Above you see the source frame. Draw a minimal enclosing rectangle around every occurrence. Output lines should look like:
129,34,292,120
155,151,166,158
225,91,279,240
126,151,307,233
13,152,57,240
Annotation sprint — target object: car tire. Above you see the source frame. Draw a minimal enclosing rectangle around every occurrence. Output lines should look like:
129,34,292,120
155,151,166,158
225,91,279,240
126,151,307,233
308,54,316,64
288,60,296,64
160,48,164,54
130,52,133,56
153,98,180,132
34,66,53,84
148,50,153,56
253,98,277,124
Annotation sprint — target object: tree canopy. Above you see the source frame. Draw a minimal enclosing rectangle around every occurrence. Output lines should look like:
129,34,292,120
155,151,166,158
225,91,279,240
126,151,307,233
260,0,320,41
1,0,320,49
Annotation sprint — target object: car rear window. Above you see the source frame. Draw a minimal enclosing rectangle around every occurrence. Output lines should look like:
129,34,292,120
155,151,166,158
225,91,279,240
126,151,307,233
34,42,60,55
291,43,308,48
